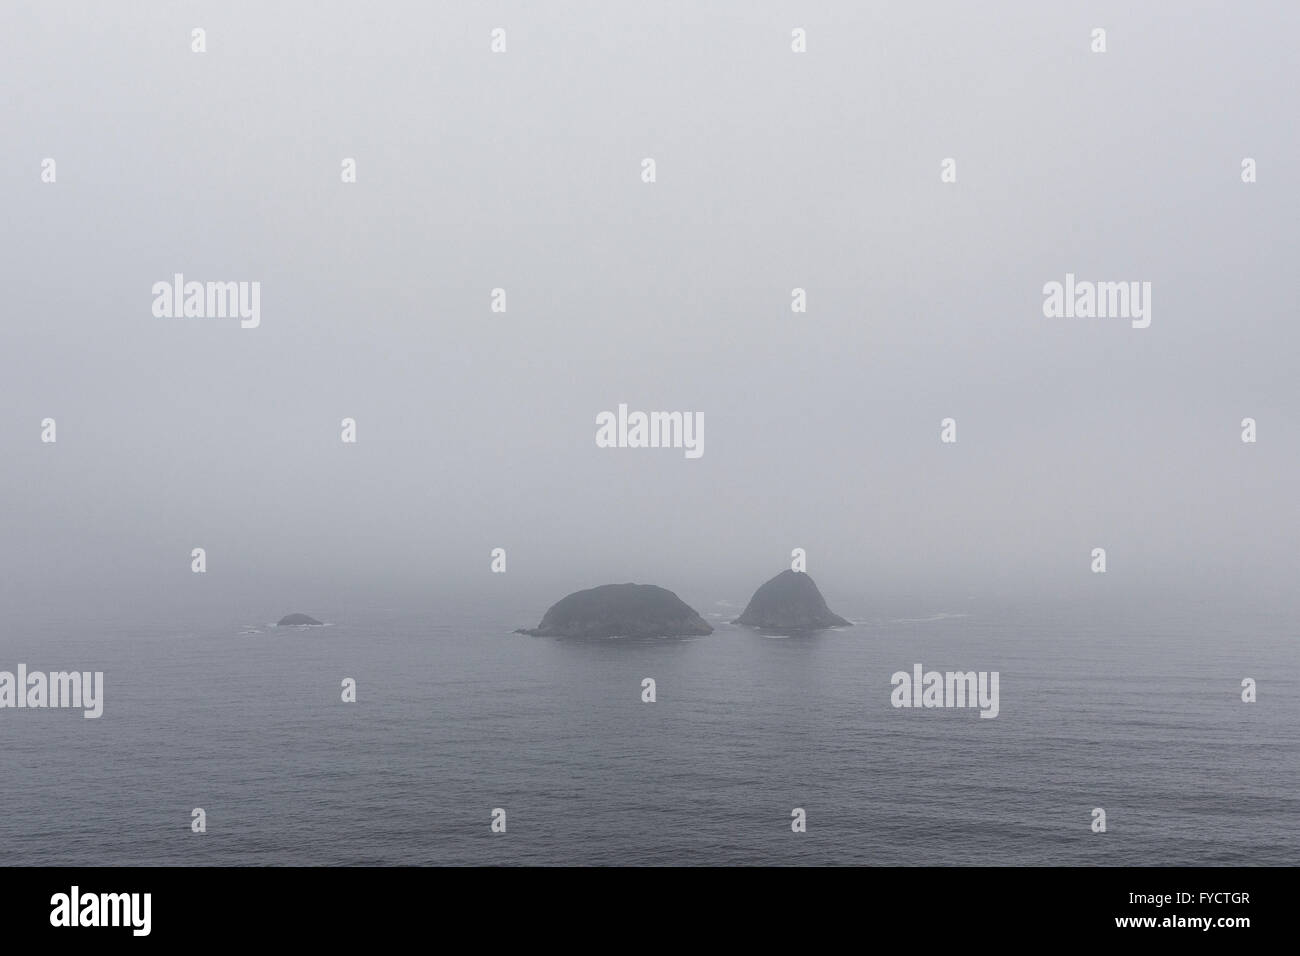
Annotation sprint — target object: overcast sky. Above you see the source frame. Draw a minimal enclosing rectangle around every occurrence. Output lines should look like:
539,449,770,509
2,1,1297,619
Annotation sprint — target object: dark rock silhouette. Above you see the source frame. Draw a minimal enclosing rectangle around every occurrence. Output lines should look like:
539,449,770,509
733,570,851,630
277,613,323,626
517,583,712,638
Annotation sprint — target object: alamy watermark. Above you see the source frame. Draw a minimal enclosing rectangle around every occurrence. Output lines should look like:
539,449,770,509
152,274,261,328
1042,273,1151,329
890,663,999,718
50,887,149,936
595,403,704,459
0,665,103,718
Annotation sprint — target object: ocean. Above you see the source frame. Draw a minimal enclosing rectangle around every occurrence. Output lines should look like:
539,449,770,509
2,599,1296,866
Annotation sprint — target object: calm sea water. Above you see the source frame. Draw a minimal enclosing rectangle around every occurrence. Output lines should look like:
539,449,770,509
1,599,1296,866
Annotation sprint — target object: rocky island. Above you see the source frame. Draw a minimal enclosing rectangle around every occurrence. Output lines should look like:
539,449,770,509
516,583,713,638
277,613,323,626
733,570,851,630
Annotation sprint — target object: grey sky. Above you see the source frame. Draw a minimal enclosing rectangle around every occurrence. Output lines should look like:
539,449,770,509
2,1,1297,617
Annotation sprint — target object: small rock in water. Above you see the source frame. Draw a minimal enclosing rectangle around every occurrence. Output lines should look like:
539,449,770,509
517,583,712,638
277,613,323,626
733,570,851,630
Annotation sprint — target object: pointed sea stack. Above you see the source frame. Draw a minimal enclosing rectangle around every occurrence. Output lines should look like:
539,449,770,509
277,613,323,626
733,570,851,630
517,583,713,638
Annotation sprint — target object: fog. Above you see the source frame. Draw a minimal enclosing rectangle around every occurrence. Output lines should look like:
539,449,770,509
3,1,1297,621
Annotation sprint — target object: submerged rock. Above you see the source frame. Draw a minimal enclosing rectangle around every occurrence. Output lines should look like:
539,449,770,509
517,583,712,638
277,613,323,626
733,570,851,630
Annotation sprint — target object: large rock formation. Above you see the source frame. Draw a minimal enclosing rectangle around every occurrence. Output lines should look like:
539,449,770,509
517,583,713,638
733,570,851,630
277,613,323,626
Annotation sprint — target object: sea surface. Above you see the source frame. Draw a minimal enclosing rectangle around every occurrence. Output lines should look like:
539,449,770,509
1,600,1296,866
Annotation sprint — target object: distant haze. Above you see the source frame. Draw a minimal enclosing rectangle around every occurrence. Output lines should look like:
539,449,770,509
3,1,1297,622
